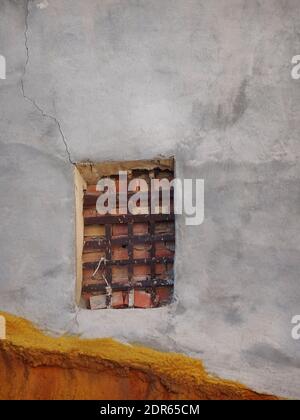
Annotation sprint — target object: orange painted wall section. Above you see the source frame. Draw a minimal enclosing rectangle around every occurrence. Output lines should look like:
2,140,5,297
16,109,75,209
0,312,279,400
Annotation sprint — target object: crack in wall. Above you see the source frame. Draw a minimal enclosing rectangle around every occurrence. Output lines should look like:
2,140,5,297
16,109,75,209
20,0,75,165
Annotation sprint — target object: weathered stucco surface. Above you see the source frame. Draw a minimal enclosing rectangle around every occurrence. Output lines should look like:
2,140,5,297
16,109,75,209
0,0,300,398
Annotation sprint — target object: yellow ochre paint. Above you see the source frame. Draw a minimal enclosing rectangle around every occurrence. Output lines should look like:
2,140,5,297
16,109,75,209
0,311,279,400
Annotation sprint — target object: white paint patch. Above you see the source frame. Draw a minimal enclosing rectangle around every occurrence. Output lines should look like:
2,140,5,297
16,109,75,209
37,0,49,10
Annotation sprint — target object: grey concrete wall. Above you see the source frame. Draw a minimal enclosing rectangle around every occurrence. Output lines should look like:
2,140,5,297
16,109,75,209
0,0,300,398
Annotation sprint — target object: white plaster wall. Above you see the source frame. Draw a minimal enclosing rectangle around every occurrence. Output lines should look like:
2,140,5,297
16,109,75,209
0,0,300,398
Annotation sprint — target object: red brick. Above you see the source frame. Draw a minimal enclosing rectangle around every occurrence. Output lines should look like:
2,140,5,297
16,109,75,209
82,251,105,263
133,244,151,259
133,265,150,279
86,185,98,193
155,263,165,275
134,290,152,308
83,208,97,218
83,268,101,281
155,263,173,277
155,287,173,305
82,277,106,288
89,180,121,193
155,222,173,234
155,242,174,258
84,225,105,237
112,245,128,260
112,266,128,283
112,224,128,236
133,223,148,235
111,291,128,308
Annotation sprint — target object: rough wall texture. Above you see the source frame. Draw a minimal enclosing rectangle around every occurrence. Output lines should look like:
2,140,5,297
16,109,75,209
0,0,300,398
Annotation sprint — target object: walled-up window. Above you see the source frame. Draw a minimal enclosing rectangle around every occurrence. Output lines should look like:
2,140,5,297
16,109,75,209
75,159,175,309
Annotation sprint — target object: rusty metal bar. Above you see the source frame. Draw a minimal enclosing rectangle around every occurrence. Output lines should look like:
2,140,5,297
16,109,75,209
83,233,175,251
84,213,175,226
127,222,133,285
83,256,174,270
82,280,174,293
105,224,112,285
149,219,156,280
